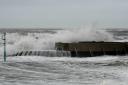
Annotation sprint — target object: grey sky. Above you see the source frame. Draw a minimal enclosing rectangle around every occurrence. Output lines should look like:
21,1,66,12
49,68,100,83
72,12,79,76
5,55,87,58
0,0,128,28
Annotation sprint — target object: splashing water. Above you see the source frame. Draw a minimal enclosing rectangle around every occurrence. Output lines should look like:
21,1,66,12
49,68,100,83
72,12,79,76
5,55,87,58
0,28,128,85
0,27,114,56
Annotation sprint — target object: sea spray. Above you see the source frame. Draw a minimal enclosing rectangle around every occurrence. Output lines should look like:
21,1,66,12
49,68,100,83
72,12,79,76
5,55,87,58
0,27,114,56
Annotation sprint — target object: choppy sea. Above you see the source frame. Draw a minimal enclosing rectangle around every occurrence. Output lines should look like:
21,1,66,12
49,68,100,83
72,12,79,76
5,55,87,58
0,28,128,85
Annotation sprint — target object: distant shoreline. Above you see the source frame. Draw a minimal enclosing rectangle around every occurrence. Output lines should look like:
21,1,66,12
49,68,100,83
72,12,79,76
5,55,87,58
0,28,63,33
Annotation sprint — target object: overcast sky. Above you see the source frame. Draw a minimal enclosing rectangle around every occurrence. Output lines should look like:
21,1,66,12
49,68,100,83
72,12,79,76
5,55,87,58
0,0,128,28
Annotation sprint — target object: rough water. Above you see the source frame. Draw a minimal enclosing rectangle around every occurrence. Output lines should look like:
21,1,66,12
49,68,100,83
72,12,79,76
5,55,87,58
0,28,128,85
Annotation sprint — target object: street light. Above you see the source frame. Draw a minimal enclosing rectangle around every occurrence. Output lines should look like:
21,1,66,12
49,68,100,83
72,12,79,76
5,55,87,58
1,32,6,62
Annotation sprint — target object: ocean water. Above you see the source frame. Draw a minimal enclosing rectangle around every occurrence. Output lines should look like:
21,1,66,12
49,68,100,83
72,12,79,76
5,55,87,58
0,28,128,85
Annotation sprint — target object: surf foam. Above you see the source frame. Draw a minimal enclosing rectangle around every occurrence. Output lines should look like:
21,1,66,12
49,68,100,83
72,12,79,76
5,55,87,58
0,27,114,56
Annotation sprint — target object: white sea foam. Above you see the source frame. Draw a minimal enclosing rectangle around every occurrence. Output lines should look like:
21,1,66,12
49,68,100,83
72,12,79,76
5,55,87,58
0,28,128,85
0,27,114,56
2,55,128,85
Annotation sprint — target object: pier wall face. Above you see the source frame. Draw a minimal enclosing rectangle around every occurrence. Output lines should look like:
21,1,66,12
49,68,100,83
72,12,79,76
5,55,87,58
55,42,128,57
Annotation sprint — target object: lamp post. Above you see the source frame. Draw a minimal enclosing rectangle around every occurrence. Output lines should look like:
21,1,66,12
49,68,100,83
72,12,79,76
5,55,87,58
2,32,6,62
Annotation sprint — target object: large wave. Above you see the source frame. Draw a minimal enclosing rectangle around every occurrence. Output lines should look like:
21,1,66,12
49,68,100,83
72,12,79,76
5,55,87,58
0,27,114,56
